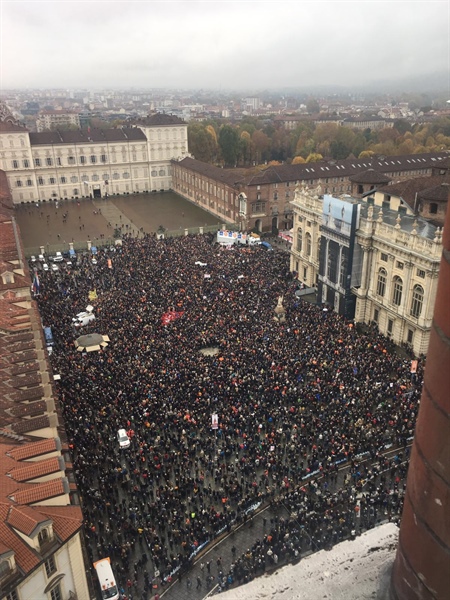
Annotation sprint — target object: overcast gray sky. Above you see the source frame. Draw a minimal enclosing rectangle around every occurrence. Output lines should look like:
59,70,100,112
1,0,448,91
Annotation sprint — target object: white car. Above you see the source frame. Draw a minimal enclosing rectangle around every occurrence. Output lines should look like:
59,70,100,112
117,429,131,449
30,255,36,263
38,254,45,262
54,251,64,262
43,263,49,272
51,263,59,272
92,257,98,265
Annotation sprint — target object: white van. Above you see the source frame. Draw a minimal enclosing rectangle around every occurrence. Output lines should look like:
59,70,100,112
93,557,119,600
117,429,130,449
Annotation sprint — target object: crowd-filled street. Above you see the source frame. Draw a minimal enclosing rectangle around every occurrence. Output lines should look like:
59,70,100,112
33,233,422,600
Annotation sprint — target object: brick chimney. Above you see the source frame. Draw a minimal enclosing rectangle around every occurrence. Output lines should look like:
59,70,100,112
391,205,450,599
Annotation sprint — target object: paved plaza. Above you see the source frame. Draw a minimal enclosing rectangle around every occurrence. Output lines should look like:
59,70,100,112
14,192,220,254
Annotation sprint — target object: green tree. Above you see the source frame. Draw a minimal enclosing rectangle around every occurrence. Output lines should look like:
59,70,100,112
306,153,323,163
188,123,215,162
251,130,271,164
306,98,320,114
219,125,240,166
393,119,412,135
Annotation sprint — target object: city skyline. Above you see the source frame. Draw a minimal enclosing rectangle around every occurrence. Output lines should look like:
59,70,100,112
2,0,448,91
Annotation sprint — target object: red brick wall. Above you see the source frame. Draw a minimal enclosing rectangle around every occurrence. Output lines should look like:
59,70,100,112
391,193,450,599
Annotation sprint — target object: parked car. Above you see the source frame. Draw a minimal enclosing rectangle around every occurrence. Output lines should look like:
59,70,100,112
54,251,63,262
117,429,131,449
30,255,36,263
38,254,45,262
51,263,59,272
43,263,49,271
92,257,98,265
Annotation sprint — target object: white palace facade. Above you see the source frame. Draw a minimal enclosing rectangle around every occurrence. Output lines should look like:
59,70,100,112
290,185,443,356
0,112,188,204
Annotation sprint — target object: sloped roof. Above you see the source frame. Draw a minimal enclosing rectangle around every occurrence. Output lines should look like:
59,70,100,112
8,456,62,482
174,157,247,187
9,478,67,505
349,169,391,184
29,127,146,146
377,174,450,211
7,438,59,462
0,121,28,133
418,182,450,203
7,504,51,536
135,112,186,126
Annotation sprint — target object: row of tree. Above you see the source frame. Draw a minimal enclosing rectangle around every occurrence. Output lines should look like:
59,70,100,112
187,116,450,167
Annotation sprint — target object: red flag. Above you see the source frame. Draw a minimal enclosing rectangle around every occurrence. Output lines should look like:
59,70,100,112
161,311,184,325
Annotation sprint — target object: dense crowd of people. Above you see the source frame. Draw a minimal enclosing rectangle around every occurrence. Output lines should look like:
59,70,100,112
34,233,422,598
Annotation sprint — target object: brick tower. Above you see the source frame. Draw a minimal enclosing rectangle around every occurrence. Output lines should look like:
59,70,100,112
391,204,450,599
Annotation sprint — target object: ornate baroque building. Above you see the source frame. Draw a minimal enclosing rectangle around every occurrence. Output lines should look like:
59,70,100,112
290,185,443,356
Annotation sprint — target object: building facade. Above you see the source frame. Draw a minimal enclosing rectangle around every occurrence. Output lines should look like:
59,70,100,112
0,111,188,204
0,170,91,600
172,152,448,233
290,185,443,356
36,111,81,133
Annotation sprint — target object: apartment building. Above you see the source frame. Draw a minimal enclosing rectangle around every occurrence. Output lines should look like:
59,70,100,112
36,111,81,133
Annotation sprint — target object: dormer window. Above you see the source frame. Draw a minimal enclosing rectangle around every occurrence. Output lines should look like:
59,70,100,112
0,555,15,580
38,525,54,549
1,271,15,285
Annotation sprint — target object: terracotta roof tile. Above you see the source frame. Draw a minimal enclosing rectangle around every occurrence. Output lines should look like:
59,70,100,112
7,438,58,461
0,505,39,573
12,415,50,435
9,478,67,505
37,505,83,541
7,504,51,536
9,456,62,482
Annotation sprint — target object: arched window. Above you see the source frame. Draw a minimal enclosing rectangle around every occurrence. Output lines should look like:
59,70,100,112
305,232,311,257
297,228,302,252
376,268,387,297
392,275,403,306
410,284,424,318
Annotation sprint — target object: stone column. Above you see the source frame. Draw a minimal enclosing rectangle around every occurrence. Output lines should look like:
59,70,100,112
391,203,450,600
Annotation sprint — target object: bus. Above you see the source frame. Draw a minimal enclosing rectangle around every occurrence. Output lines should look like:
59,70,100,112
93,557,119,600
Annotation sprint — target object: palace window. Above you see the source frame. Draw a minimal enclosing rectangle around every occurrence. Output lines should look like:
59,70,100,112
90,155,97,164
416,268,425,278
49,177,56,185
305,232,312,257
101,154,107,162
377,268,387,297
80,156,86,164
70,176,78,183
45,556,57,578
392,275,403,306
12,160,18,169
410,284,424,318
60,176,67,184
23,159,29,168
297,228,302,252
50,584,62,600
38,176,44,185
34,158,41,167
46,158,52,166
16,180,22,187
